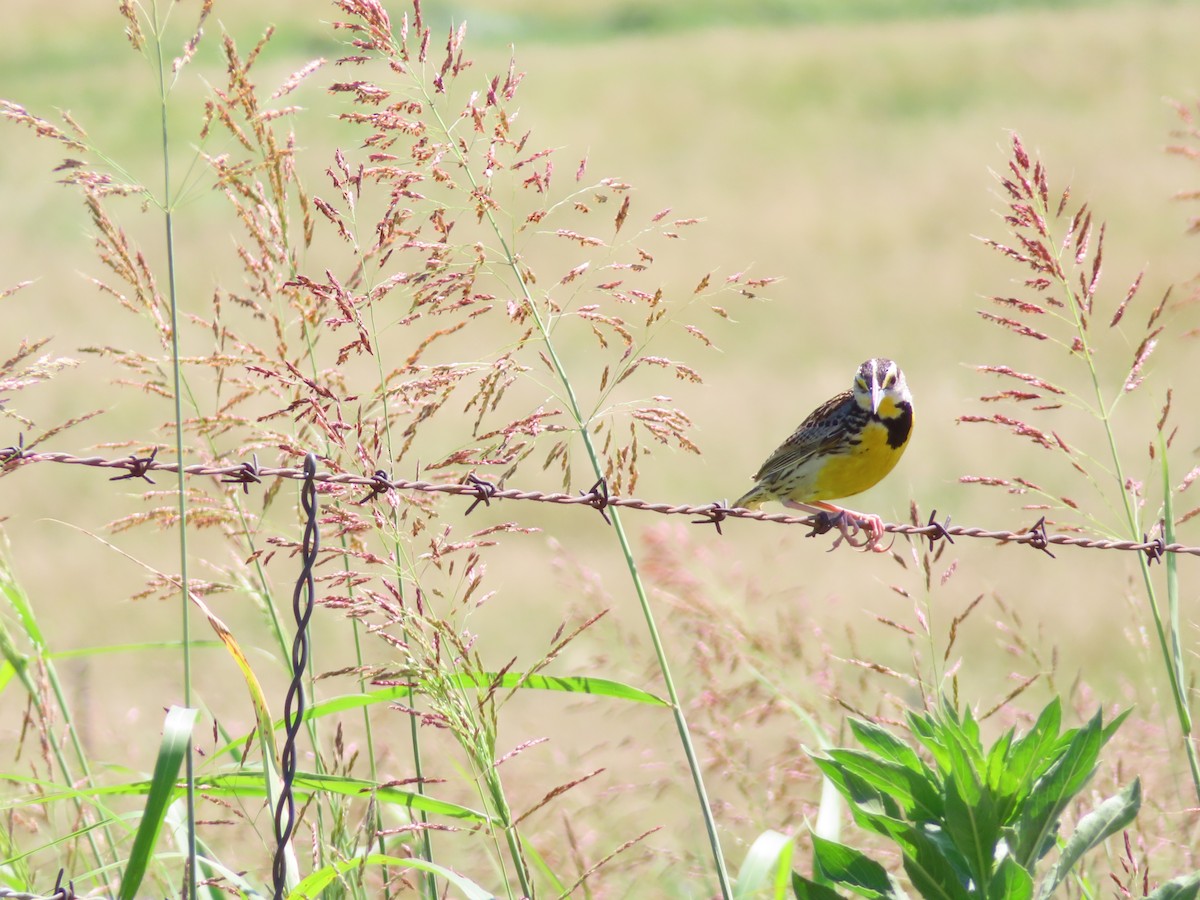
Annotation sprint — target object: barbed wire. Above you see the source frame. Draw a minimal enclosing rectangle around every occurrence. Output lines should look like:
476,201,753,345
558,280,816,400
1,445,1192,561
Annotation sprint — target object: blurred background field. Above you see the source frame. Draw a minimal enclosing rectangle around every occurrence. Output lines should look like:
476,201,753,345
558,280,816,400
2,0,1200,889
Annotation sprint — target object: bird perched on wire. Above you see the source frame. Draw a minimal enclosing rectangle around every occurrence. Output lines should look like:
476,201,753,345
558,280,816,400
733,358,913,551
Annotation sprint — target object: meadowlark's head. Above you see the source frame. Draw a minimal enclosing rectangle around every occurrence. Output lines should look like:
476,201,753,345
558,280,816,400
852,358,911,418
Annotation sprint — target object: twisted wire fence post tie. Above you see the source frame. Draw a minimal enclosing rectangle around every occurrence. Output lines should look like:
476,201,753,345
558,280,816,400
271,452,319,900
4,446,1200,558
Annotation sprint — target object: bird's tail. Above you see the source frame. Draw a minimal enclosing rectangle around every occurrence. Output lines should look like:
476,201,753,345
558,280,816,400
732,486,767,510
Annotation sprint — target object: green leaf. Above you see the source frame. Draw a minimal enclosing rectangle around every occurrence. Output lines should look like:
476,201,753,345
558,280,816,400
735,829,795,899
874,818,970,900
118,705,198,900
811,834,897,899
848,719,927,774
943,730,984,807
943,771,1000,891
1004,699,1063,788
936,701,986,783
958,702,982,752
818,750,942,822
792,873,849,900
1099,707,1132,748
908,710,952,774
987,856,1033,900
810,754,902,834
984,727,1015,791
1035,778,1141,900
1012,710,1104,865
1145,872,1200,900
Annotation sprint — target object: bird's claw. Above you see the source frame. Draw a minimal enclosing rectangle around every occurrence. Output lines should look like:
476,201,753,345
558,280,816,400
784,500,892,553
823,509,892,553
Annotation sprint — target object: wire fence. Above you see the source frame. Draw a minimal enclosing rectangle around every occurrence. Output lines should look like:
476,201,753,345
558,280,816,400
3,444,1192,562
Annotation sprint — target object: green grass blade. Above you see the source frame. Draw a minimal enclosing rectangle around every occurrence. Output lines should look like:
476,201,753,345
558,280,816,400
520,833,569,896
289,853,495,899
5,768,489,826
211,675,666,759
1160,435,1191,727
733,829,794,899
117,705,198,900
1159,439,1200,798
198,771,491,822
447,671,668,703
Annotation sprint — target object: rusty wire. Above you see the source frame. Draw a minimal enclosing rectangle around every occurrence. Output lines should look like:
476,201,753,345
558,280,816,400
1,447,1194,560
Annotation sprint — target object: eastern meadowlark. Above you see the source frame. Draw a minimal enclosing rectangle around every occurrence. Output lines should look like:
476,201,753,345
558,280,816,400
734,358,913,550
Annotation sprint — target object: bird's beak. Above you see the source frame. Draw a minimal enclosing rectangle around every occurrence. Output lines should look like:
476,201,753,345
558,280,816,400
870,380,882,415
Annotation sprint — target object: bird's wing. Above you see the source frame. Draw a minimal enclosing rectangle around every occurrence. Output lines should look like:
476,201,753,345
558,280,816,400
750,390,854,483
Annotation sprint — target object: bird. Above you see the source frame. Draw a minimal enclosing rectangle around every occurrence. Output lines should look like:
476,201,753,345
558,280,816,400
733,358,913,551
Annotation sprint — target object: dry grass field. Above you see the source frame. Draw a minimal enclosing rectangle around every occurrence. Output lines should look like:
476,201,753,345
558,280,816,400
2,0,1200,895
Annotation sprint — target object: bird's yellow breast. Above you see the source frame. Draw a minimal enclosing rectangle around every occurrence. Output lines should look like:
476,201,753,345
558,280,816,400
806,419,906,502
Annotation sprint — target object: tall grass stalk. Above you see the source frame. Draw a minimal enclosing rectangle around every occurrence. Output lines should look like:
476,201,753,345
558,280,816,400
305,2,750,891
1036,169,1200,801
417,51,735,900
147,3,198,896
508,261,734,896
973,134,1200,802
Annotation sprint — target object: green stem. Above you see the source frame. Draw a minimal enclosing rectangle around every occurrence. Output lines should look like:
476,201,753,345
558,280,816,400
428,99,731,894
150,7,197,898
356,223,435,900
1159,436,1200,796
1040,192,1200,804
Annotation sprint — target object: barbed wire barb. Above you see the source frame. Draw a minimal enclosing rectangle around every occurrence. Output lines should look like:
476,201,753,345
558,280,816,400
924,509,955,547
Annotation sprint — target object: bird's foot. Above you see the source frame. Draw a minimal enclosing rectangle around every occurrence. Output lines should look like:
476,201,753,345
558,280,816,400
843,509,892,553
784,500,892,553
